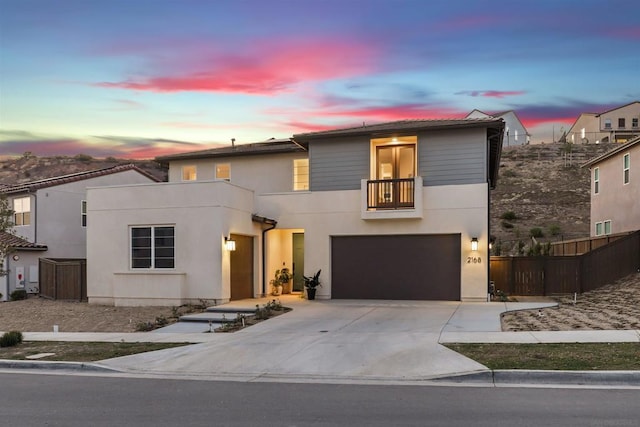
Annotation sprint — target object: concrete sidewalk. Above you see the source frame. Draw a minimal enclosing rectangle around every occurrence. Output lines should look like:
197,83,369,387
2,298,639,386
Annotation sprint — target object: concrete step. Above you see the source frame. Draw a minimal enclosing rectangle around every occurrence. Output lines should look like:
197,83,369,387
205,306,257,314
179,311,251,324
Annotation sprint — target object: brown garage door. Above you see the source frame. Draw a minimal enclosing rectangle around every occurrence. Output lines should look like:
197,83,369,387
331,234,460,300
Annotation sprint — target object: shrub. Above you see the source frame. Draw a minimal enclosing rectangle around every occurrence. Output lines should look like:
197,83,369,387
135,322,155,332
549,225,561,236
74,153,93,162
530,227,544,238
501,211,518,221
10,289,27,301
0,331,23,347
501,169,517,178
501,221,514,229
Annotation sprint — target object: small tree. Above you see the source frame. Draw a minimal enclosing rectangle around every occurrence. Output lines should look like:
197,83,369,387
0,194,15,277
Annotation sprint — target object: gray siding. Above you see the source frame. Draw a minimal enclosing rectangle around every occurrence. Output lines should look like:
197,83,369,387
310,137,369,191
419,128,487,186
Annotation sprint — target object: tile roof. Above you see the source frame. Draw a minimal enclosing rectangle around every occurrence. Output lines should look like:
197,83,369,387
156,139,306,162
0,232,48,251
1,164,160,195
582,135,640,168
293,118,504,140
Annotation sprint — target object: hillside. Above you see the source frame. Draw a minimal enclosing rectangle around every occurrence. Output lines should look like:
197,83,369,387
491,142,614,255
0,154,167,186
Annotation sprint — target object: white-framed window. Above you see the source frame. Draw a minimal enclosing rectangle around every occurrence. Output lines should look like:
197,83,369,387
13,197,31,226
293,158,309,191
131,225,175,269
604,119,611,129
595,222,603,236
182,165,197,181
81,200,87,227
623,153,630,184
604,220,612,235
215,163,230,180
633,118,638,128
594,167,599,194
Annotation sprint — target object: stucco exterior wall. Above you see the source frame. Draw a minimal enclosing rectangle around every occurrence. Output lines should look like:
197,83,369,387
2,251,42,299
86,181,259,306
168,152,308,195
258,182,490,301
589,143,640,236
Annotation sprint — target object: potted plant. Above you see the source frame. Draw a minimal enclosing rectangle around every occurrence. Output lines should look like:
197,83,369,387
277,267,293,294
270,270,283,296
303,269,321,300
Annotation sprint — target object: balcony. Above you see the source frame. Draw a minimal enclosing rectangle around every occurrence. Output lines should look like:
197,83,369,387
361,177,423,220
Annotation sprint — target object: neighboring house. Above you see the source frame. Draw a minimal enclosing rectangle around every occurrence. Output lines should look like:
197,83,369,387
466,109,529,146
0,164,160,297
87,119,504,306
567,101,640,144
0,232,47,301
582,136,640,237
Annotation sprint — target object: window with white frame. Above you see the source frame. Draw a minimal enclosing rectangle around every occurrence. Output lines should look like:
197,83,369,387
604,119,611,129
13,197,31,226
595,222,603,236
293,158,309,191
623,153,630,184
81,200,87,227
604,220,612,235
594,167,599,194
633,118,638,128
182,165,197,181
215,163,230,180
131,226,175,269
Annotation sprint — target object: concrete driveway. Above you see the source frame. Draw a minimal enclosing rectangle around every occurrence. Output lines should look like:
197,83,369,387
99,298,556,383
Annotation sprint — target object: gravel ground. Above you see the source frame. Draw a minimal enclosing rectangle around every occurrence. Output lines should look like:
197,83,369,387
501,272,640,331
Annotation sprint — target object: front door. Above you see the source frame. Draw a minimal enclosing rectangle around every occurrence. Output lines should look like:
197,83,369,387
292,233,304,292
230,234,254,300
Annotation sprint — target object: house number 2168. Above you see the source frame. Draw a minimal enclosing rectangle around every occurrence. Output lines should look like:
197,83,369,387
467,257,482,264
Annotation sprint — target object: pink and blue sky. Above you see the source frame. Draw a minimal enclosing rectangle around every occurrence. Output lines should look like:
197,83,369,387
1,0,639,159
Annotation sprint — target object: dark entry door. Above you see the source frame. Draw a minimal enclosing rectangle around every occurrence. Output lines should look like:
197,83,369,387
230,234,254,300
331,234,461,300
292,233,304,292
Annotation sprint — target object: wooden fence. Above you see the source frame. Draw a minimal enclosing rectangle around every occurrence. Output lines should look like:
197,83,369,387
491,231,640,295
550,231,634,256
39,258,87,301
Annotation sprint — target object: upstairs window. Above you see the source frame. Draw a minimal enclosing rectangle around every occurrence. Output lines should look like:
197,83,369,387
293,159,309,191
13,197,30,226
633,118,638,128
182,165,197,181
81,200,87,227
604,220,612,235
604,119,611,129
618,118,626,128
514,129,518,142
216,163,230,180
623,153,630,184
594,167,599,194
595,222,603,236
581,128,586,139
131,226,175,269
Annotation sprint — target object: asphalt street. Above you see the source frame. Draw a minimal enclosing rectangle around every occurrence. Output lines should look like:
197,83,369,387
1,372,639,427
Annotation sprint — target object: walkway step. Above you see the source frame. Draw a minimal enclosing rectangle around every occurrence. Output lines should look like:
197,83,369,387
179,312,251,324
205,306,257,314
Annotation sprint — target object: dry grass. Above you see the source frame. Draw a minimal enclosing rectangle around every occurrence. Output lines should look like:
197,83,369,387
501,273,640,331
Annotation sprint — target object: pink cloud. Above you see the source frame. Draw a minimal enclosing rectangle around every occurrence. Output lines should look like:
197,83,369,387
316,104,467,121
93,38,379,95
520,116,576,129
456,90,526,98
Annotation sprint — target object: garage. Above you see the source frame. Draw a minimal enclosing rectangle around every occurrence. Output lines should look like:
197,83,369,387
331,234,461,300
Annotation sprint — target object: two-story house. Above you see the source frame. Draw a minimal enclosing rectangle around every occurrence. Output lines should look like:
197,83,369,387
567,101,640,144
466,109,529,146
0,164,159,299
86,119,504,306
582,135,640,237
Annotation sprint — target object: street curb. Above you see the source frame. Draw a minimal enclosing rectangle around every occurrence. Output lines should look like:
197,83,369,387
0,359,119,373
435,369,640,386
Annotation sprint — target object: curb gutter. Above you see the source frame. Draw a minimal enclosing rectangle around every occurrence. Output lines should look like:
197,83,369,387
436,369,640,386
0,359,119,373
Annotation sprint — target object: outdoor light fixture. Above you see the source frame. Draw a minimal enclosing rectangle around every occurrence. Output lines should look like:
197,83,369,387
225,236,236,251
471,237,479,251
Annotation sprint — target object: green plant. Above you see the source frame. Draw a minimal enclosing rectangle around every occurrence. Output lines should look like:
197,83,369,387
549,225,561,236
500,211,518,221
303,269,322,289
155,316,168,327
530,227,544,238
277,268,292,285
0,331,24,347
10,289,27,301
135,322,155,332
501,221,514,229
517,240,525,255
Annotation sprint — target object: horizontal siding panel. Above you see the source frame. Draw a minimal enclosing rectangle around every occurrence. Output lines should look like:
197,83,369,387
310,137,369,191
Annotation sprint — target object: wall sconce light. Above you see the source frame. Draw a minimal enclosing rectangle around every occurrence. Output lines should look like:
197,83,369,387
224,236,236,251
471,237,479,251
